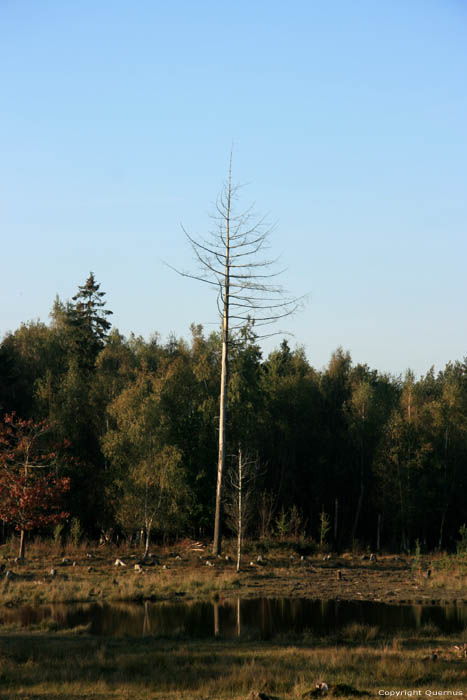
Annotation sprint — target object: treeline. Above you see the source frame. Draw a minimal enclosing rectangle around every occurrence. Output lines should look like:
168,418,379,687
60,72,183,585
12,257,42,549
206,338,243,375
1,274,467,552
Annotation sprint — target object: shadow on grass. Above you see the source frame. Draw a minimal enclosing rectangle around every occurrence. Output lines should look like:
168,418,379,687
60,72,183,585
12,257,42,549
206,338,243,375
0,629,465,699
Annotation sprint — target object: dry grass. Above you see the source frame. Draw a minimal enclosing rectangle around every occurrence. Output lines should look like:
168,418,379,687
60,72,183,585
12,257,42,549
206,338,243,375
423,553,467,593
0,538,245,605
2,537,467,607
0,630,465,699
0,568,243,607
0,537,466,700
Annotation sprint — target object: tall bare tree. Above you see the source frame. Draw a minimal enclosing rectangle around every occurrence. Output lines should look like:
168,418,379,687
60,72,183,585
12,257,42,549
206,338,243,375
171,154,301,554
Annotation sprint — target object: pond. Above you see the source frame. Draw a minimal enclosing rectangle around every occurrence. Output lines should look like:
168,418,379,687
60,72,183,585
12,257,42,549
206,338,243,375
1,598,466,638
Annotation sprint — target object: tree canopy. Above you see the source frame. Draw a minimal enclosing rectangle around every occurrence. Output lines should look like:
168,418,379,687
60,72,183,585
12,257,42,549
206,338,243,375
2,275,467,553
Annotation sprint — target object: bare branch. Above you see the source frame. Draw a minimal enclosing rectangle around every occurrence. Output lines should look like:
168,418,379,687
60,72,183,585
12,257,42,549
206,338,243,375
167,153,304,557
163,262,220,287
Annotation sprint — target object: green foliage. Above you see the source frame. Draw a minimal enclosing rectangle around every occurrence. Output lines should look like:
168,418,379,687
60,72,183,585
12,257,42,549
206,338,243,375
70,518,83,546
275,507,289,540
4,277,467,551
102,365,193,542
69,272,113,368
288,504,304,539
53,523,65,544
273,505,305,541
411,538,422,571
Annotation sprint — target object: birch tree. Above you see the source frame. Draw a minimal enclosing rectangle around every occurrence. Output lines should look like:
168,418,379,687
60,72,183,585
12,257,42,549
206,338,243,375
224,447,258,571
171,154,301,554
102,366,190,554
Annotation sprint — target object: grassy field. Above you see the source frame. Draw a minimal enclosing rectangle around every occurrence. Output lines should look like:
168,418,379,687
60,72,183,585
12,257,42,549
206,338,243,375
2,537,467,606
1,539,467,698
0,626,466,699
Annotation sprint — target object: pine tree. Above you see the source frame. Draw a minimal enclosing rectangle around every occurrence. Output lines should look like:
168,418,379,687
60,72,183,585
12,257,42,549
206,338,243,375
70,273,113,368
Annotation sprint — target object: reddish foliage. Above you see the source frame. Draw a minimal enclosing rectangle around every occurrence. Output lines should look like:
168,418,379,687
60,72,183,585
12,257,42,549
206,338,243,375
0,472,70,531
0,413,70,533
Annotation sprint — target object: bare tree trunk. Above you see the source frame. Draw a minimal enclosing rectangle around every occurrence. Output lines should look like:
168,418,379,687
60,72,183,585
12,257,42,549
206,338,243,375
236,447,242,572
144,526,151,559
213,319,228,555
236,596,241,637
171,154,301,557
213,168,231,557
143,478,151,559
18,529,25,559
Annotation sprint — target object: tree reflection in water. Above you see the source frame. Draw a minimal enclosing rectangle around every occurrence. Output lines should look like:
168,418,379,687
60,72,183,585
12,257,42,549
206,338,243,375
1,598,466,638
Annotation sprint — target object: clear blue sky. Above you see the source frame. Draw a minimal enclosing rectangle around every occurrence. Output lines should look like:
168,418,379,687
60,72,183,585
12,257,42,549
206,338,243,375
2,0,466,377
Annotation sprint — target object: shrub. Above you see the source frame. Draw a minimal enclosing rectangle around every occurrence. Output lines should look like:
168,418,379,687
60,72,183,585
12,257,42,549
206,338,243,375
70,518,83,547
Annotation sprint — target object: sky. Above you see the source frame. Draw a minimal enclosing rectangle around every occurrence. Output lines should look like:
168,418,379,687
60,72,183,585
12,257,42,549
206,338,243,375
1,0,466,377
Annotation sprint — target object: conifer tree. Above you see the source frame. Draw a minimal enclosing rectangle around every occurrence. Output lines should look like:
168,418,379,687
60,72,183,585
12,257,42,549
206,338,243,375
70,272,113,368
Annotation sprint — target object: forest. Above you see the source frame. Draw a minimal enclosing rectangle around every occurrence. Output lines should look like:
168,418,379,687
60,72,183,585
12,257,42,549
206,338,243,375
1,272,467,555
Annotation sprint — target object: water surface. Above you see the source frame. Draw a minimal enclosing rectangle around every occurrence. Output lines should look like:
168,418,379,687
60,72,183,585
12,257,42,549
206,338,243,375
1,598,466,638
